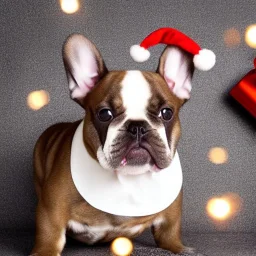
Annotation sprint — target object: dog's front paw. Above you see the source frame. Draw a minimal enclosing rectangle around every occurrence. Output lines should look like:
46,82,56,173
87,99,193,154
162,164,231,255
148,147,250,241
181,246,195,254
181,246,207,256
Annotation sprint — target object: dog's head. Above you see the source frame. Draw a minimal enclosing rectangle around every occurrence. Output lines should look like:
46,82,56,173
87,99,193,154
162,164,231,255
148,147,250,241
63,34,194,175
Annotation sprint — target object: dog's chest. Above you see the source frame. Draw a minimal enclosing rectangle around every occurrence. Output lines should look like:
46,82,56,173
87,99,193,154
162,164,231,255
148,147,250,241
67,220,144,244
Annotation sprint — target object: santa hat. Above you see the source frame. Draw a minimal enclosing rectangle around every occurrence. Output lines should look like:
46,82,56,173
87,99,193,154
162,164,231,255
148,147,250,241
130,27,216,71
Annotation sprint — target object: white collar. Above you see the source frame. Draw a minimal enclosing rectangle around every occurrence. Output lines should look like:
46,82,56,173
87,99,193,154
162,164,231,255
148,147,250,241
71,121,183,217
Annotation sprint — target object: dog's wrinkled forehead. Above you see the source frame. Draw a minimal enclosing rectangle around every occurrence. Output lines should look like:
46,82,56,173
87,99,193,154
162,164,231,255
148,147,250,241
87,70,180,119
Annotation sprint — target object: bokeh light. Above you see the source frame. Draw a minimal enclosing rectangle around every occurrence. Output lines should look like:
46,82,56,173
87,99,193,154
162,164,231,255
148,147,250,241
223,28,241,47
245,24,256,48
207,193,242,221
27,90,49,110
111,237,133,256
207,198,231,220
208,147,228,164
60,0,80,14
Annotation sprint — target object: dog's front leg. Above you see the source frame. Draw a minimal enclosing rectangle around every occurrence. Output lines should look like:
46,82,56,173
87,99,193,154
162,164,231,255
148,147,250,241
31,200,67,256
152,215,185,254
151,191,192,254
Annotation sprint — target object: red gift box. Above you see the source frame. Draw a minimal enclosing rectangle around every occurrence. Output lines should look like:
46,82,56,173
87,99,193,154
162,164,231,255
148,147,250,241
230,58,256,117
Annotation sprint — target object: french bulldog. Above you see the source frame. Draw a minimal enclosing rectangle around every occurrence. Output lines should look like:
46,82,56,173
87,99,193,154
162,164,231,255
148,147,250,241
31,33,194,255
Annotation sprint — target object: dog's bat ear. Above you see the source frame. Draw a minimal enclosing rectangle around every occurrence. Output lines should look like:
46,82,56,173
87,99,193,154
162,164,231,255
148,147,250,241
62,34,108,105
157,46,194,100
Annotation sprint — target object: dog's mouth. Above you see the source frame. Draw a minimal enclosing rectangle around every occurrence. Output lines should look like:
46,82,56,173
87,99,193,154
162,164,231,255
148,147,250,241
119,143,162,172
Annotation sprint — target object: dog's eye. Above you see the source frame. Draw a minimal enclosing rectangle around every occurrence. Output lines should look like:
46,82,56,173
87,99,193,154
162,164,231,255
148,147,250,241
98,109,113,122
159,108,173,121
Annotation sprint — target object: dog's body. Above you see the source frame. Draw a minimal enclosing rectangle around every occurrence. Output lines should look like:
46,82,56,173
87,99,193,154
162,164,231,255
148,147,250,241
33,120,183,249
32,34,194,255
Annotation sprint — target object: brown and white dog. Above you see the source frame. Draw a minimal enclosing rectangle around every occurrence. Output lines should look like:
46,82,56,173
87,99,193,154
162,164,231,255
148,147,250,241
31,34,194,255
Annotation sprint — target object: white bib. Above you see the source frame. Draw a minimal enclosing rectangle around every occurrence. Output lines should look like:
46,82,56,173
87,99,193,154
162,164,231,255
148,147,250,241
71,121,183,217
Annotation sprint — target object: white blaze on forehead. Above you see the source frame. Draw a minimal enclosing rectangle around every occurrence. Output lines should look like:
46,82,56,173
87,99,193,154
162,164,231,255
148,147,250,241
121,71,151,119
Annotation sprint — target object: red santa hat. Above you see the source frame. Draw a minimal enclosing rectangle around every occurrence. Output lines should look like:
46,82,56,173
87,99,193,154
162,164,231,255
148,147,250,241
130,27,216,71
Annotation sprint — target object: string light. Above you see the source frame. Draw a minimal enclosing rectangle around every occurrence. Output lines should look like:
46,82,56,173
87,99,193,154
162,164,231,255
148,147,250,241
27,90,49,110
245,24,256,48
60,0,80,14
208,147,228,164
206,193,242,221
207,198,231,220
111,237,133,256
223,28,241,47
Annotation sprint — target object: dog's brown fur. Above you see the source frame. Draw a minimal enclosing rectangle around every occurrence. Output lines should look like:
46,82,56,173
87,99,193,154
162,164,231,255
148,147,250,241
32,119,184,255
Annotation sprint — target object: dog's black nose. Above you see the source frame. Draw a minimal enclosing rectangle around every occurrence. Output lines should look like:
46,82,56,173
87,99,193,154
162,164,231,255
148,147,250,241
127,121,148,138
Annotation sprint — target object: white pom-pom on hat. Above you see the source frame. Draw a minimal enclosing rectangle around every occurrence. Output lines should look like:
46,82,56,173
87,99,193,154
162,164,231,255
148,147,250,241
193,49,216,71
130,27,216,71
130,45,150,63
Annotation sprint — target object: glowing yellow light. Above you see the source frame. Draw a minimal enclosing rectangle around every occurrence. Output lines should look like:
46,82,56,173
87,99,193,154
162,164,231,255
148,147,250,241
111,237,133,256
208,147,228,164
60,0,80,14
245,24,256,49
223,28,241,47
207,193,242,223
27,90,49,110
207,198,231,220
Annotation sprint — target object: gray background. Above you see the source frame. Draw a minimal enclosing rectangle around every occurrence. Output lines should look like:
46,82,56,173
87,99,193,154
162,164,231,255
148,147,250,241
1,0,256,234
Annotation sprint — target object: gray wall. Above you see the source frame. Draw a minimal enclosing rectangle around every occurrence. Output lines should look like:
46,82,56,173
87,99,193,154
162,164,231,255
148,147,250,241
1,0,256,232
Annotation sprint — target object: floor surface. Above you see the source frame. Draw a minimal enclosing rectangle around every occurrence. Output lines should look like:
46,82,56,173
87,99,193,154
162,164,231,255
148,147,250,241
0,230,255,256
